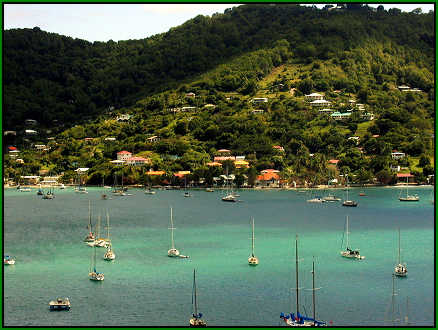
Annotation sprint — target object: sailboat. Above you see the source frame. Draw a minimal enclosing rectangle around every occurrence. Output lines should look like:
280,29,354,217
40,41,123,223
83,200,95,243
103,211,116,261
37,185,44,195
42,187,55,199
167,207,189,258
280,236,326,326
189,269,207,327
184,176,192,197
399,176,419,202
112,172,126,196
342,175,357,207
248,217,259,266
101,177,108,200
221,169,236,202
394,228,407,277
340,215,364,259
94,215,109,248
89,245,104,281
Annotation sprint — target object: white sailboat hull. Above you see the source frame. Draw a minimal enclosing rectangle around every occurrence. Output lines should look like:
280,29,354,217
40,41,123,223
340,250,365,259
168,248,180,257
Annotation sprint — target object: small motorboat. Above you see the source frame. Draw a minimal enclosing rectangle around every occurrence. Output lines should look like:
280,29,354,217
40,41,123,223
307,197,325,203
4,255,15,265
49,298,71,311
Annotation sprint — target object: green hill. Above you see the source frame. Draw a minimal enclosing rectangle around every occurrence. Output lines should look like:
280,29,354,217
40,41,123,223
3,4,435,186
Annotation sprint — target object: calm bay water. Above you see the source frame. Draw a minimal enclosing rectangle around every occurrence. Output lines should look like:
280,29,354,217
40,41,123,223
3,186,435,326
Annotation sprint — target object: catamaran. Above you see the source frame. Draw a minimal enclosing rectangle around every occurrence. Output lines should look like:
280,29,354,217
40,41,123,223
189,269,207,327
340,215,364,260
248,217,259,266
280,236,326,326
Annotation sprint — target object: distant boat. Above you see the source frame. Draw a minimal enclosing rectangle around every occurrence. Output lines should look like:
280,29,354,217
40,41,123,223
184,177,192,197
189,269,207,327
167,207,189,258
37,185,44,195
221,168,237,202
323,194,341,202
280,236,326,326
18,187,31,192
307,196,325,203
42,188,55,199
103,211,115,261
83,200,95,243
89,246,104,281
49,298,70,311
359,192,367,196
4,255,15,265
94,215,109,248
248,218,259,266
394,228,407,277
101,177,108,200
205,188,214,192
342,175,357,207
144,188,156,195
399,177,419,202
340,215,364,260
75,186,88,194
222,194,237,202
59,183,65,189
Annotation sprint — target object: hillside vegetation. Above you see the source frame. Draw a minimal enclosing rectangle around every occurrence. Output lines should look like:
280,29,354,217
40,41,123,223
4,4,435,187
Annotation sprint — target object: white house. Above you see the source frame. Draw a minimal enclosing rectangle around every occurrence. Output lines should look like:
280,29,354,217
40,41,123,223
25,129,38,135
305,93,324,101
146,136,160,143
181,106,197,112
310,99,331,108
251,109,264,114
117,151,132,161
34,144,47,151
391,151,406,160
116,114,131,121
331,112,351,121
25,119,38,126
104,137,117,141
251,97,268,103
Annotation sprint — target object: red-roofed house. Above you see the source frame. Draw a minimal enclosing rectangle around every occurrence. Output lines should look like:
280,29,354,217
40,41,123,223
174,171,191,178
257,169,280,187
217,149,231,153
328,159,339,165
273,145,285,152
397,173,414,184
117,151,132,161
126,157,150,166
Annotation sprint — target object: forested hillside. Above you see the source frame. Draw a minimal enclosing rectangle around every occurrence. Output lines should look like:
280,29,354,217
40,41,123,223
4,4,435,187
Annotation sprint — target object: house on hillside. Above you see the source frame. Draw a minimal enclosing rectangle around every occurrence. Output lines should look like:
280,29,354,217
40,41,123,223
116,114,131,122
391,151,406,160
305,93,324,101
25,119,38,126
251,97,268,103
126,157,150,166
256,169,280,188
25,129,38,135
146,136,160,143
310,99,331,108
117,151,132,161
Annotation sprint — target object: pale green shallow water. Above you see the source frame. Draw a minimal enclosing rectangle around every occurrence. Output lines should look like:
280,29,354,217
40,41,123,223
3,186,435,326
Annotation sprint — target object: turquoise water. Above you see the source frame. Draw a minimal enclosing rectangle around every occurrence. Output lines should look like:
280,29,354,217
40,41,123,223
3,186,435,326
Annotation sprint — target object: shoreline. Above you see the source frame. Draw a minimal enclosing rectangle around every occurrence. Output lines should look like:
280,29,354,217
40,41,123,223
5,183,434,190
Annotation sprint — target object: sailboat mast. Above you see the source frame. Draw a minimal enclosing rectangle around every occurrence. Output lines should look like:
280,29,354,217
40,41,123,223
346,216,350,249
170,207,175,249
312,257,316,324
398,227,401,264
295,235,299,316
193,269,198,316
106,211,110,241
251,218,255,256
391,273,395,325
88,200,92,232
97,215,101,238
